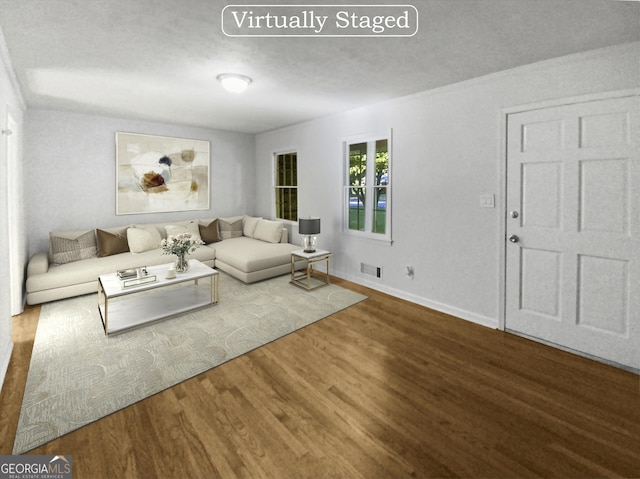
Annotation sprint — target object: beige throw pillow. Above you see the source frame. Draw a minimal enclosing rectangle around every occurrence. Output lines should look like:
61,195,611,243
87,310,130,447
127,225,162,253
243,216,262,238
165,222,203,243
49,230,97,264
254,219,284,244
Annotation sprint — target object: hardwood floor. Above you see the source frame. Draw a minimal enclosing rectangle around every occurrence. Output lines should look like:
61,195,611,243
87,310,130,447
1,276,638,478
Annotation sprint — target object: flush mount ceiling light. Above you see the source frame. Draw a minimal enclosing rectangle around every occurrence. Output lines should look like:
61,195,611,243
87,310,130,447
217,73,252,93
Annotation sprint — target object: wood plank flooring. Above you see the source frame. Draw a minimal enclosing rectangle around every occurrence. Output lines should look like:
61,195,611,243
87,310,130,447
1,276,638,478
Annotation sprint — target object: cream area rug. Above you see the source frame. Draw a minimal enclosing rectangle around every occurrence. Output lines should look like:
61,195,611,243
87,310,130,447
13,273,367,454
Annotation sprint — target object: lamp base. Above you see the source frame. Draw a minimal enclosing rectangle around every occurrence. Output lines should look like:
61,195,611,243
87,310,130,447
303,235,317,253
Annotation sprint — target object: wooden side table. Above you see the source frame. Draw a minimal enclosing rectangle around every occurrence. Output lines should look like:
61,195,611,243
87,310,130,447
290,249,332,290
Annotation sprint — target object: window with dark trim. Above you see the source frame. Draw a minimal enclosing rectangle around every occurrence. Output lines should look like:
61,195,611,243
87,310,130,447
275,151,298,222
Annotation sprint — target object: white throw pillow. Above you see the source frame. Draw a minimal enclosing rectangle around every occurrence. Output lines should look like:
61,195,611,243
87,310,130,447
165,222,203,243
254,219,284,244
127,225,162,253
243,216,262,238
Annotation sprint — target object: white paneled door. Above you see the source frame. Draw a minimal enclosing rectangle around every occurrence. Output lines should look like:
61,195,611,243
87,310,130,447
505,95,639,370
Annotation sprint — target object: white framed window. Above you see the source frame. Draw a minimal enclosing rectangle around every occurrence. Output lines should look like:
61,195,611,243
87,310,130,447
274,151,298,222
343,132,391,242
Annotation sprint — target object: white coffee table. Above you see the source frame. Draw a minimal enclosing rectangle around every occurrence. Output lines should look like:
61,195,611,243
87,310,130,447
98,259,219,335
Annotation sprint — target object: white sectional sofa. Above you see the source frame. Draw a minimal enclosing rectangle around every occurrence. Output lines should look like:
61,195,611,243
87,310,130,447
26,215,302,305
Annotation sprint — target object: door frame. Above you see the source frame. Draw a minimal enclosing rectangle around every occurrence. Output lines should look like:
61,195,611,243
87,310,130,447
5,106,24,315
498,88,640,332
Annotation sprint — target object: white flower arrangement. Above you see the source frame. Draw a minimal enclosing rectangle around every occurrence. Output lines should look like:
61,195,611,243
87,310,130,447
160,232,203,257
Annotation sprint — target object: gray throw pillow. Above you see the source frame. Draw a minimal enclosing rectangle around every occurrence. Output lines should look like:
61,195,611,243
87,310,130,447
218,218,243,239
49,230,97,264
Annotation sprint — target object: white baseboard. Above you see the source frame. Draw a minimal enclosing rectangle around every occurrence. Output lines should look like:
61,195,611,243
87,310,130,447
0,341,14,396
334,269,498,330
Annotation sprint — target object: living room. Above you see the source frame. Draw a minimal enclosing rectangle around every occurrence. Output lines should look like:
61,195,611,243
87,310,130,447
0,1,639,477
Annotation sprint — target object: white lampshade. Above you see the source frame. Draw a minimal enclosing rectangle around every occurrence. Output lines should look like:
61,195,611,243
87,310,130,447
217,73,252,93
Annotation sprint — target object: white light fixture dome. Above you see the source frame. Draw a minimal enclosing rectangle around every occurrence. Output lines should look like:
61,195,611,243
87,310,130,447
217,73,252,93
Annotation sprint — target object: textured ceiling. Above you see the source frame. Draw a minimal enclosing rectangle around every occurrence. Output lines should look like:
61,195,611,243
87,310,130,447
0,0,638,134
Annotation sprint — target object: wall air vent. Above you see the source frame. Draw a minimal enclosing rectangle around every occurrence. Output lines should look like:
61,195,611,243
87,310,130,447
360,262,382,279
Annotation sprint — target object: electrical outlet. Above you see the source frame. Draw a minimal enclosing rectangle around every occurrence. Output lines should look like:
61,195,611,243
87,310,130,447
406,266,414,278
479,194,495,208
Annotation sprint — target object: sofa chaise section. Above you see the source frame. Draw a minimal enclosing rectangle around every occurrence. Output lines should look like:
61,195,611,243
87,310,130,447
214,236,300,283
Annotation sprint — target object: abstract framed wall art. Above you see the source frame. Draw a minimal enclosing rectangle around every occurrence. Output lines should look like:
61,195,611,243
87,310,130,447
115,132,210,215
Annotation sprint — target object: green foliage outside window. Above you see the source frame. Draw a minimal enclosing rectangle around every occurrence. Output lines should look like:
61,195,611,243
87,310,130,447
348,139,389,234
275,152,298,221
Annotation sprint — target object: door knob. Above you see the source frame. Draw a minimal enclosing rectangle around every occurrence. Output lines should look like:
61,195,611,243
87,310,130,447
509,235,519,243
510,211,519,218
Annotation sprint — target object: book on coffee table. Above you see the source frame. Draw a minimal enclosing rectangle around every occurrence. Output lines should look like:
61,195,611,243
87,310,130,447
117,268,138,279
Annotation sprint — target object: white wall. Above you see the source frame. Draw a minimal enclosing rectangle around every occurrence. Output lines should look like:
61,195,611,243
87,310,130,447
0,29,25,393
26,110,256,254
255,42,640,328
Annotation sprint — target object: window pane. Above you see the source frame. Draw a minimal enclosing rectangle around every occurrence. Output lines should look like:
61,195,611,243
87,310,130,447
275,152,297,221
375,140,389,186
290,154,297,186
281,155,288,186
275,187,298,221
276,157,282,186
348,186,366,231
275,188,283,217
372,186,386,234
349,143,367,187
276,153,297,187
287,188,298,221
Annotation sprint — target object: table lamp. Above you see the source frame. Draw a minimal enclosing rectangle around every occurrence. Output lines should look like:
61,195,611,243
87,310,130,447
298,217,321,253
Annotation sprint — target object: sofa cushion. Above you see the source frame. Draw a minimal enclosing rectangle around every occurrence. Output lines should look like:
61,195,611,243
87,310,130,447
199,219,222,244
254,219,285,244
127,225,162,253
49,230,97,265
96,228,130,257
219,217,243,239
243,216,261,238
165,222,202,243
